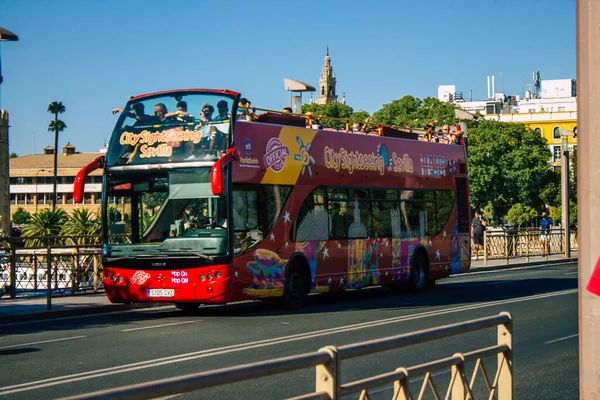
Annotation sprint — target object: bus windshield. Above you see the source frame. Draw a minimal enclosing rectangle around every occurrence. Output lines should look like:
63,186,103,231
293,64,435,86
105,91,235,167
104,167,229,259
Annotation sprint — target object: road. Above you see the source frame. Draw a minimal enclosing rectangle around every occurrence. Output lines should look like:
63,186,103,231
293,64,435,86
0,262,578,399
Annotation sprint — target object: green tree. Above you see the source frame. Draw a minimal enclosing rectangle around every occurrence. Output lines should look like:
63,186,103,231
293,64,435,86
47,101,67,210
12,207,32,225
21,208,68,247
9,152,18,158
371,95,457,129
61,208,101,245
467,120,558,218
301,103,354,129
505,203,538,227
482,202,495,226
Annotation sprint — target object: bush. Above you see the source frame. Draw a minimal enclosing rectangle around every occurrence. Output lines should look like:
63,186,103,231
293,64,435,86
505,204,538,227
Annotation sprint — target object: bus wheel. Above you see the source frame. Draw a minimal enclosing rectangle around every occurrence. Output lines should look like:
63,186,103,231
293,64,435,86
282,264,310,309
409,252,429,292
175,302,200,311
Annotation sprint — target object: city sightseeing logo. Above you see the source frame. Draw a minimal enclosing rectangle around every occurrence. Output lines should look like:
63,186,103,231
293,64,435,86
264,137,290,173
130,270,151,285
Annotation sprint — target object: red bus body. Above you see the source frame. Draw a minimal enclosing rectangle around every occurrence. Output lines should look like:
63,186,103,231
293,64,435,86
91,90,470,306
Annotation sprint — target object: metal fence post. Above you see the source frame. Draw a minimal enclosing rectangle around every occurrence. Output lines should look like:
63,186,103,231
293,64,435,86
9,237,16,298
393,367,410,400
504,231,509,265
450,353,466,400
497,311,513,399
525,231,530,263
46,244,52,311
316,346,339,400
483,231,487,266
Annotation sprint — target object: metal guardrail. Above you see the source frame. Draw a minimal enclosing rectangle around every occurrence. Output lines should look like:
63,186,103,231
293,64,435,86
479,228,577,266
61,312,513,400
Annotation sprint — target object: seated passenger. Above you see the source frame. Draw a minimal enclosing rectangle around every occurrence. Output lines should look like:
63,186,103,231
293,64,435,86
165,100,194,123
214,100,231,122
282,107,293,114
112,103,158,126
154,103,177,124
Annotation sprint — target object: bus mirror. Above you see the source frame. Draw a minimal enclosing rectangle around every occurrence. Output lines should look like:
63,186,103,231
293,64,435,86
210,148,238,196
74,156,105,203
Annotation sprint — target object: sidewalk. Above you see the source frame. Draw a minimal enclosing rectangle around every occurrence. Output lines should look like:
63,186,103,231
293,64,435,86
0,253,578,324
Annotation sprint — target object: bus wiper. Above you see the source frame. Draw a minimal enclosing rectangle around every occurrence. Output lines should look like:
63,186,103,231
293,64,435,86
154,249,214,261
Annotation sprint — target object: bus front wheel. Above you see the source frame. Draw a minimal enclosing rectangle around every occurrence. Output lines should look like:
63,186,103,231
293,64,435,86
282,263,310,309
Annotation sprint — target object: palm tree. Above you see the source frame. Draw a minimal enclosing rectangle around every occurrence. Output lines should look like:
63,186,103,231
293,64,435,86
21,208,67,248
47,101,66,209
61,208,101,245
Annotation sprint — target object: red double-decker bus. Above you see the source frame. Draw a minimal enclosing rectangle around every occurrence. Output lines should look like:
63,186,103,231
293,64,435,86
75,89,471,310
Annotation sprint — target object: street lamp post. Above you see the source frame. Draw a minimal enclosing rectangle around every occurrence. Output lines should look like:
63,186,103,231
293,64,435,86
35,169,47,213
0,27,19,109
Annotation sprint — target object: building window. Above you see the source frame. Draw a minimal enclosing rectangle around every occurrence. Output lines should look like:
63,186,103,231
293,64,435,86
553,146,562,163
10,194,16,205
534,127,542,135
553,127,561,140
66,193,74,204
84,193,93,204
558,106,566,112
17,194,26,205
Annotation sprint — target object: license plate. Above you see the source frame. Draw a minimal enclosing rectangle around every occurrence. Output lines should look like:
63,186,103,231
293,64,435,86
147,289,175,298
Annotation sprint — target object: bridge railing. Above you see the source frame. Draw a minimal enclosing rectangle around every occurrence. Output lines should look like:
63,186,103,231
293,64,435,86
0,236,104,298
480,228,577,266
61,312,512,400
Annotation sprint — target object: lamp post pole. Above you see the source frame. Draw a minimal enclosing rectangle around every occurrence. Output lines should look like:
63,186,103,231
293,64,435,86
35,169,46,214
561,135,571,258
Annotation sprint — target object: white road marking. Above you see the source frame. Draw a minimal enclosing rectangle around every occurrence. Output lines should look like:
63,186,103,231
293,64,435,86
0,335,86,350
0,288,577,396
564,272,578,275
122,320,200,332
545,333,579,344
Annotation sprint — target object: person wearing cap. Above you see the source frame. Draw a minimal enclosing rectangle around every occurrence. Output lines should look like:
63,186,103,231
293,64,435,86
165,100,193,123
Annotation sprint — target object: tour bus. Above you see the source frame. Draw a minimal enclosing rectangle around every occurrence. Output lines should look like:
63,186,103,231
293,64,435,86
74,89,471,310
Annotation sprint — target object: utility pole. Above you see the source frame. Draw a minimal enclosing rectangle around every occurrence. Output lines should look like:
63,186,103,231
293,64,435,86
577,0,600,397
561,134,571,258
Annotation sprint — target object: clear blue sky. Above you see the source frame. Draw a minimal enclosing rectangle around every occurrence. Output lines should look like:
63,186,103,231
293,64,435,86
0,0,575,157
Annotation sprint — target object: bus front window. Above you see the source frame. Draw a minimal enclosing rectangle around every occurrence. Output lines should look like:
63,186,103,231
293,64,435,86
104,168,229,259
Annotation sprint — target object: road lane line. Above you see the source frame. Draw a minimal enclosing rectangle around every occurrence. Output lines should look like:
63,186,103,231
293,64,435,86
122,320,201,332
0,288,577,396
564,272,578,275
0,335,86,350
545,333,579,344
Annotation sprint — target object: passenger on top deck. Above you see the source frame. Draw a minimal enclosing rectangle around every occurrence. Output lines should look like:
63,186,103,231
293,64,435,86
451,124,465,145
237,98,255,121
282,107,293,114
165,100,194,123
112,103,159,126
214,100,231,121
153,103,177,124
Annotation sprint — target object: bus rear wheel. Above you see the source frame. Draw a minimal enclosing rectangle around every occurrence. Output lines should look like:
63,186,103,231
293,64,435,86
175,302,200,311
282,264,310,309
410,253,429,292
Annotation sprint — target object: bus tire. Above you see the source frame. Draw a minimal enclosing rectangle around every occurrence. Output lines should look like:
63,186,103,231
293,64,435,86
282,259,310,309
409,251,429,292
175,302,200,311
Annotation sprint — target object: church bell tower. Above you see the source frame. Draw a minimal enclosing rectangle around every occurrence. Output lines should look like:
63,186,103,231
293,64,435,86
317,47,338,104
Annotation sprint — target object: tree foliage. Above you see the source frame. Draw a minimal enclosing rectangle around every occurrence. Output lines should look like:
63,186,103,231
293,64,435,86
371,96,458,129
301,103,355,129
467,120,558,218
21,208,68,247
12,207,32,225
61,208,101,245
9,152,18,159
505,203,538,227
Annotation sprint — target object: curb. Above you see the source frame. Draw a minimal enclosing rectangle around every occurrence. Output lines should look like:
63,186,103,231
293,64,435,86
468,257,578,273
0,301,167,324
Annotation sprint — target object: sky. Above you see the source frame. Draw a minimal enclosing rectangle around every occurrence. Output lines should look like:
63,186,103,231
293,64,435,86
0,0,575,157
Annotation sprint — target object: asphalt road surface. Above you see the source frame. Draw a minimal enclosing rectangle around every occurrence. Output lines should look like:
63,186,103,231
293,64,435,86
0,262,578,399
